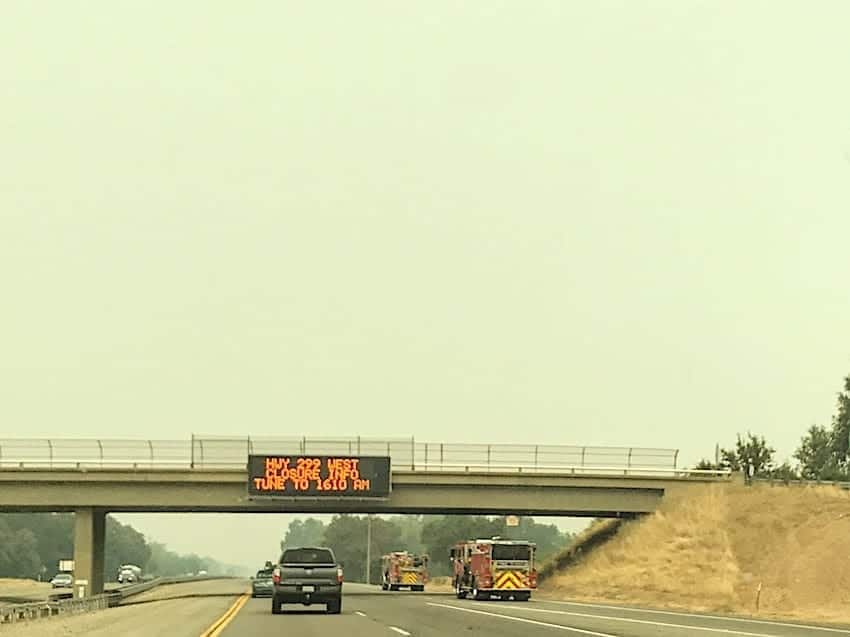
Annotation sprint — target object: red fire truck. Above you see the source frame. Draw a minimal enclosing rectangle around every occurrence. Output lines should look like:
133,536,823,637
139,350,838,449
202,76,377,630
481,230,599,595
451,538,537,601
381,551,429,591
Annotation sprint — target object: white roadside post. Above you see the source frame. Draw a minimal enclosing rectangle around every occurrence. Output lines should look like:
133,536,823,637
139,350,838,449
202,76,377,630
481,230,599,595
365,514,373,585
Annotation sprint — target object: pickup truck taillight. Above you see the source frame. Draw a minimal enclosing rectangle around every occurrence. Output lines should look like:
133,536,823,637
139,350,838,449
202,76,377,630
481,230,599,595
272,567,281,585
337,567,344,584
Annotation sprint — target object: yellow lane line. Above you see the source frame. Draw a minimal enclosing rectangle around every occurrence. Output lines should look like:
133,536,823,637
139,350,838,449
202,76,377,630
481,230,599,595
200,591,250,637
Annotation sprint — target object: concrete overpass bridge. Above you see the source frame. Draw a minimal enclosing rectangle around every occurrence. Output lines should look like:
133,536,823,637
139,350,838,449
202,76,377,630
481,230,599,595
0,436,730,596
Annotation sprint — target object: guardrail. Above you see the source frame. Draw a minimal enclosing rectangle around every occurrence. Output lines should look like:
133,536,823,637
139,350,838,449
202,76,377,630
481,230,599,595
0,436,685,473
751,477,850,490
116,574,236,599
0,593,114,624
415,464,730,477
0,575,236,625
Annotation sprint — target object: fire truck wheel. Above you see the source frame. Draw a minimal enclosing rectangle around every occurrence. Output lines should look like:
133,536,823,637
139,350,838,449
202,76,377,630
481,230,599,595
455,581,466,599
389,584,399,591
381,582,388,591
414,585,424,592
471,582,483,600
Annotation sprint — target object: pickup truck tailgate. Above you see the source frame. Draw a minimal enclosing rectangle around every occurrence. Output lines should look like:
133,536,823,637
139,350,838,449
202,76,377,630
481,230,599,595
279,565,339,586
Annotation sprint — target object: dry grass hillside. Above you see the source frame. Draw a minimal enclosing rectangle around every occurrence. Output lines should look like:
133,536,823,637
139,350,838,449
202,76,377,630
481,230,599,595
543,483,850,624
538,518,623,582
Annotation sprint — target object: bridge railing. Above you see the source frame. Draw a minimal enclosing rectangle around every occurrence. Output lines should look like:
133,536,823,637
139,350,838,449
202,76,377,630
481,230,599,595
0,436,728,477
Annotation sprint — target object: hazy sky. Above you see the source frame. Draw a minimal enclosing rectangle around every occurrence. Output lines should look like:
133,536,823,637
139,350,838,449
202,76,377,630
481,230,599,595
2,1,849,568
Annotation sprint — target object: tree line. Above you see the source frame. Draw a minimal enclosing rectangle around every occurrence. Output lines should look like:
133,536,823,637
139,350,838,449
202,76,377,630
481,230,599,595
696,373,850,481
0,513,239,580
279,514,573,584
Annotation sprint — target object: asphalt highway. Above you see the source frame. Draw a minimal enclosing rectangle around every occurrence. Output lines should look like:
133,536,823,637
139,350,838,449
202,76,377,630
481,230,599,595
219,584,850,637
5,580,850,636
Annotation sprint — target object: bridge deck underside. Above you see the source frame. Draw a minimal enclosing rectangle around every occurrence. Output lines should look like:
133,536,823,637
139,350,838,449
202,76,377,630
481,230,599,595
0,469,719,516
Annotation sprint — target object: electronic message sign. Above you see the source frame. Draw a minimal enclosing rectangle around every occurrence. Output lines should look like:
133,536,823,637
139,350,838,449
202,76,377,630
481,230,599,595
247,455,391,498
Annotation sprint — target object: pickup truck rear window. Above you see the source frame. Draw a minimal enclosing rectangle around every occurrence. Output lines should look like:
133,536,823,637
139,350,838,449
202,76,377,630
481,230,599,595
281,549,334,564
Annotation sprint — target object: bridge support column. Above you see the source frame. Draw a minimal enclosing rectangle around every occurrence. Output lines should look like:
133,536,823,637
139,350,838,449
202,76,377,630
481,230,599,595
73,508,106,597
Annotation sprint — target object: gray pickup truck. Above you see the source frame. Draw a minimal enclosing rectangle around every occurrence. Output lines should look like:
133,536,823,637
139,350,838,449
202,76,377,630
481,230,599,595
272,547,343,614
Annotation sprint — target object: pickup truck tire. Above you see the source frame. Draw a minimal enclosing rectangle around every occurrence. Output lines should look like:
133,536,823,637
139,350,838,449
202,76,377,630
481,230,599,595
271,596,283,615
326,598,342,614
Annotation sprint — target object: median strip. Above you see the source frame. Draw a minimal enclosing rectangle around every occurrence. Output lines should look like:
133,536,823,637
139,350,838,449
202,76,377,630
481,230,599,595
200,593,249,637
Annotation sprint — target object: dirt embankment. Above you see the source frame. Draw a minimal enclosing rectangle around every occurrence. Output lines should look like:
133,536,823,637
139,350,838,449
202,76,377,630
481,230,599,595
426,576,454,592
0,578,52,604
542,483,850,624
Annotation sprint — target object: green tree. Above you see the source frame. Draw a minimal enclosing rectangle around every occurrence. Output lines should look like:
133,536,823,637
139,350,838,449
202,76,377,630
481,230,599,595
1,513,73,578
104,516,151,581
390,515,425,554
419,516,504,576
768,461,799,481
322,515,401,584
144,542,209,577
281,518,327,552
795,425,845,480
0,520,41,578
720,432,775,477
829,375,850,469
694,459,719,470
0,513,224,581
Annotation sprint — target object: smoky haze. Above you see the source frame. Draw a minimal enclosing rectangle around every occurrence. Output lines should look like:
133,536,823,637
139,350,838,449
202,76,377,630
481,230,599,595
1,1,849,568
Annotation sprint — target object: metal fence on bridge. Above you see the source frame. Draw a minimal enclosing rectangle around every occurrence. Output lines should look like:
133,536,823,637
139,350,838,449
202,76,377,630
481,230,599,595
0,436,728,477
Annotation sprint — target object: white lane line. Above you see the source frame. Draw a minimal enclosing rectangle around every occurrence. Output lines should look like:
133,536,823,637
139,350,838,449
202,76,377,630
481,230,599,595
480,603,786,637
389,627,411,636
355,611,367,617
427,603,617,636
540,600,850,634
